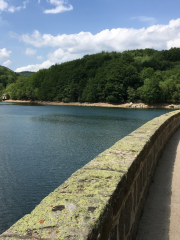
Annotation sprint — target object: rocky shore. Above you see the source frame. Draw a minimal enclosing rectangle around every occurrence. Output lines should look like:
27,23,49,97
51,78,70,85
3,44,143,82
3,100,180,109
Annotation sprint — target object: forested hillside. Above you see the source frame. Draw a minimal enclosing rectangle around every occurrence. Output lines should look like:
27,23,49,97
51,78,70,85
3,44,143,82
2,48,180,104
0,66,19,99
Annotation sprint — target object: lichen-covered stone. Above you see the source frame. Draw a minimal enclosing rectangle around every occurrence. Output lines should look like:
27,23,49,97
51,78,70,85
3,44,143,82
1,170,124,240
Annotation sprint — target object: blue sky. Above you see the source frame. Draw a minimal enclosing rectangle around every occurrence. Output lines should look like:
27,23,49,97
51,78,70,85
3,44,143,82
0,0,180,72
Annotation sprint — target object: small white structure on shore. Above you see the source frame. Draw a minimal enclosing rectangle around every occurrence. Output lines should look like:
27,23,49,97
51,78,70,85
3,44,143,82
2,94,7,101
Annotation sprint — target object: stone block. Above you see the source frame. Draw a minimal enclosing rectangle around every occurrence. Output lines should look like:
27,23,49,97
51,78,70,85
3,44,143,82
109,225,117,240
125,193,133,235
118,207,125,240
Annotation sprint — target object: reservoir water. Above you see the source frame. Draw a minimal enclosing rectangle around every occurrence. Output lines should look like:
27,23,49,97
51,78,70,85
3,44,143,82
0,102,171,233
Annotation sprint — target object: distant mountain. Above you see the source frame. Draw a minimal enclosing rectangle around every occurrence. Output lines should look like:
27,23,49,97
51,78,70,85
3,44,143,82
18,71,34,77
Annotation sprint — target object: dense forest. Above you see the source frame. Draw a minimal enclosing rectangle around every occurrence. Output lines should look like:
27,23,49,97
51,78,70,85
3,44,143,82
0,66,19,99
18,71,34,77
1,48,180,104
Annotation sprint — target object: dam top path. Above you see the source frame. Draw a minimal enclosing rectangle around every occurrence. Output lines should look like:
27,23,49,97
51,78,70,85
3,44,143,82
136,127,180,240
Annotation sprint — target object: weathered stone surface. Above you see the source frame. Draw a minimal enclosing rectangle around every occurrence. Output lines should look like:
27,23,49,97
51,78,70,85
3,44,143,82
118,207,125,240
1,170,123,240
125,193,133,235
109,225,117,240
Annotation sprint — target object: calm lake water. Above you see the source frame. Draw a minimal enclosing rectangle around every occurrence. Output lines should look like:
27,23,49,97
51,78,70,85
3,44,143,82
0,102,171,233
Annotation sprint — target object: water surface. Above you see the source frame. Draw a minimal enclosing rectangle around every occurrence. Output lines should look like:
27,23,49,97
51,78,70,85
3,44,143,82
0,103,171,233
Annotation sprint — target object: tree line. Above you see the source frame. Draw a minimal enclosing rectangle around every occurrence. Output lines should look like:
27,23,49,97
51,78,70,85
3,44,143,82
1,48,180,104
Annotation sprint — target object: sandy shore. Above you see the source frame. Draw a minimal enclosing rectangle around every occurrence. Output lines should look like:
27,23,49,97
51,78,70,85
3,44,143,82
3,100,180,109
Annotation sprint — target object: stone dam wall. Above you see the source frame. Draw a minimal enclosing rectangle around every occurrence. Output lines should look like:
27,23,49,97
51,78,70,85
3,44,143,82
1,110,180,240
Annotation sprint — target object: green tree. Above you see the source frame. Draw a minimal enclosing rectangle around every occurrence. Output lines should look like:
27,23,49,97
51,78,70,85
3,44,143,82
127,87,137,102
139,75,162,103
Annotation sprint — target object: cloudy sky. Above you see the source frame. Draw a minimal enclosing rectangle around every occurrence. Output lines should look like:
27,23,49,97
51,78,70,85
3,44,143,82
0,0,180,72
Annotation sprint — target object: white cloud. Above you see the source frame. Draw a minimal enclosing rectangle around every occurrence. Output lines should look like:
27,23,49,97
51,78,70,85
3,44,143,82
0,48,11,59
13,18,180,72
25,48,37,56
15,50,80,72
132,16,157,25
0,0,28,13
44,0,73,14
37,55,43,60
48,48,81,63
167,34,180,48
15,60,54,72
14,18,180,52
0,0,8,11
2,59,11,67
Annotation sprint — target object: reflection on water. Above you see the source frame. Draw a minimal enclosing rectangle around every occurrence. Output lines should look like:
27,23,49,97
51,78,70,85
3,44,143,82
0,103,171,233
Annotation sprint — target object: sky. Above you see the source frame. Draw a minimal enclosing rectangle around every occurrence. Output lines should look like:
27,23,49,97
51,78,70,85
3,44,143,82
0,0,180,72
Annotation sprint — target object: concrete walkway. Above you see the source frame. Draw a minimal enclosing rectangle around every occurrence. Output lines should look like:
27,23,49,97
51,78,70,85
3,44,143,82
136,127,180,240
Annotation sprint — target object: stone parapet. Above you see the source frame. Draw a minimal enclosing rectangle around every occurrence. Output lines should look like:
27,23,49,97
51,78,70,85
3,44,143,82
1,110,180,240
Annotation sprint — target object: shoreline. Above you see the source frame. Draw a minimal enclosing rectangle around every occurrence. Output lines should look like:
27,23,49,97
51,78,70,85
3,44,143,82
3,100,180,109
